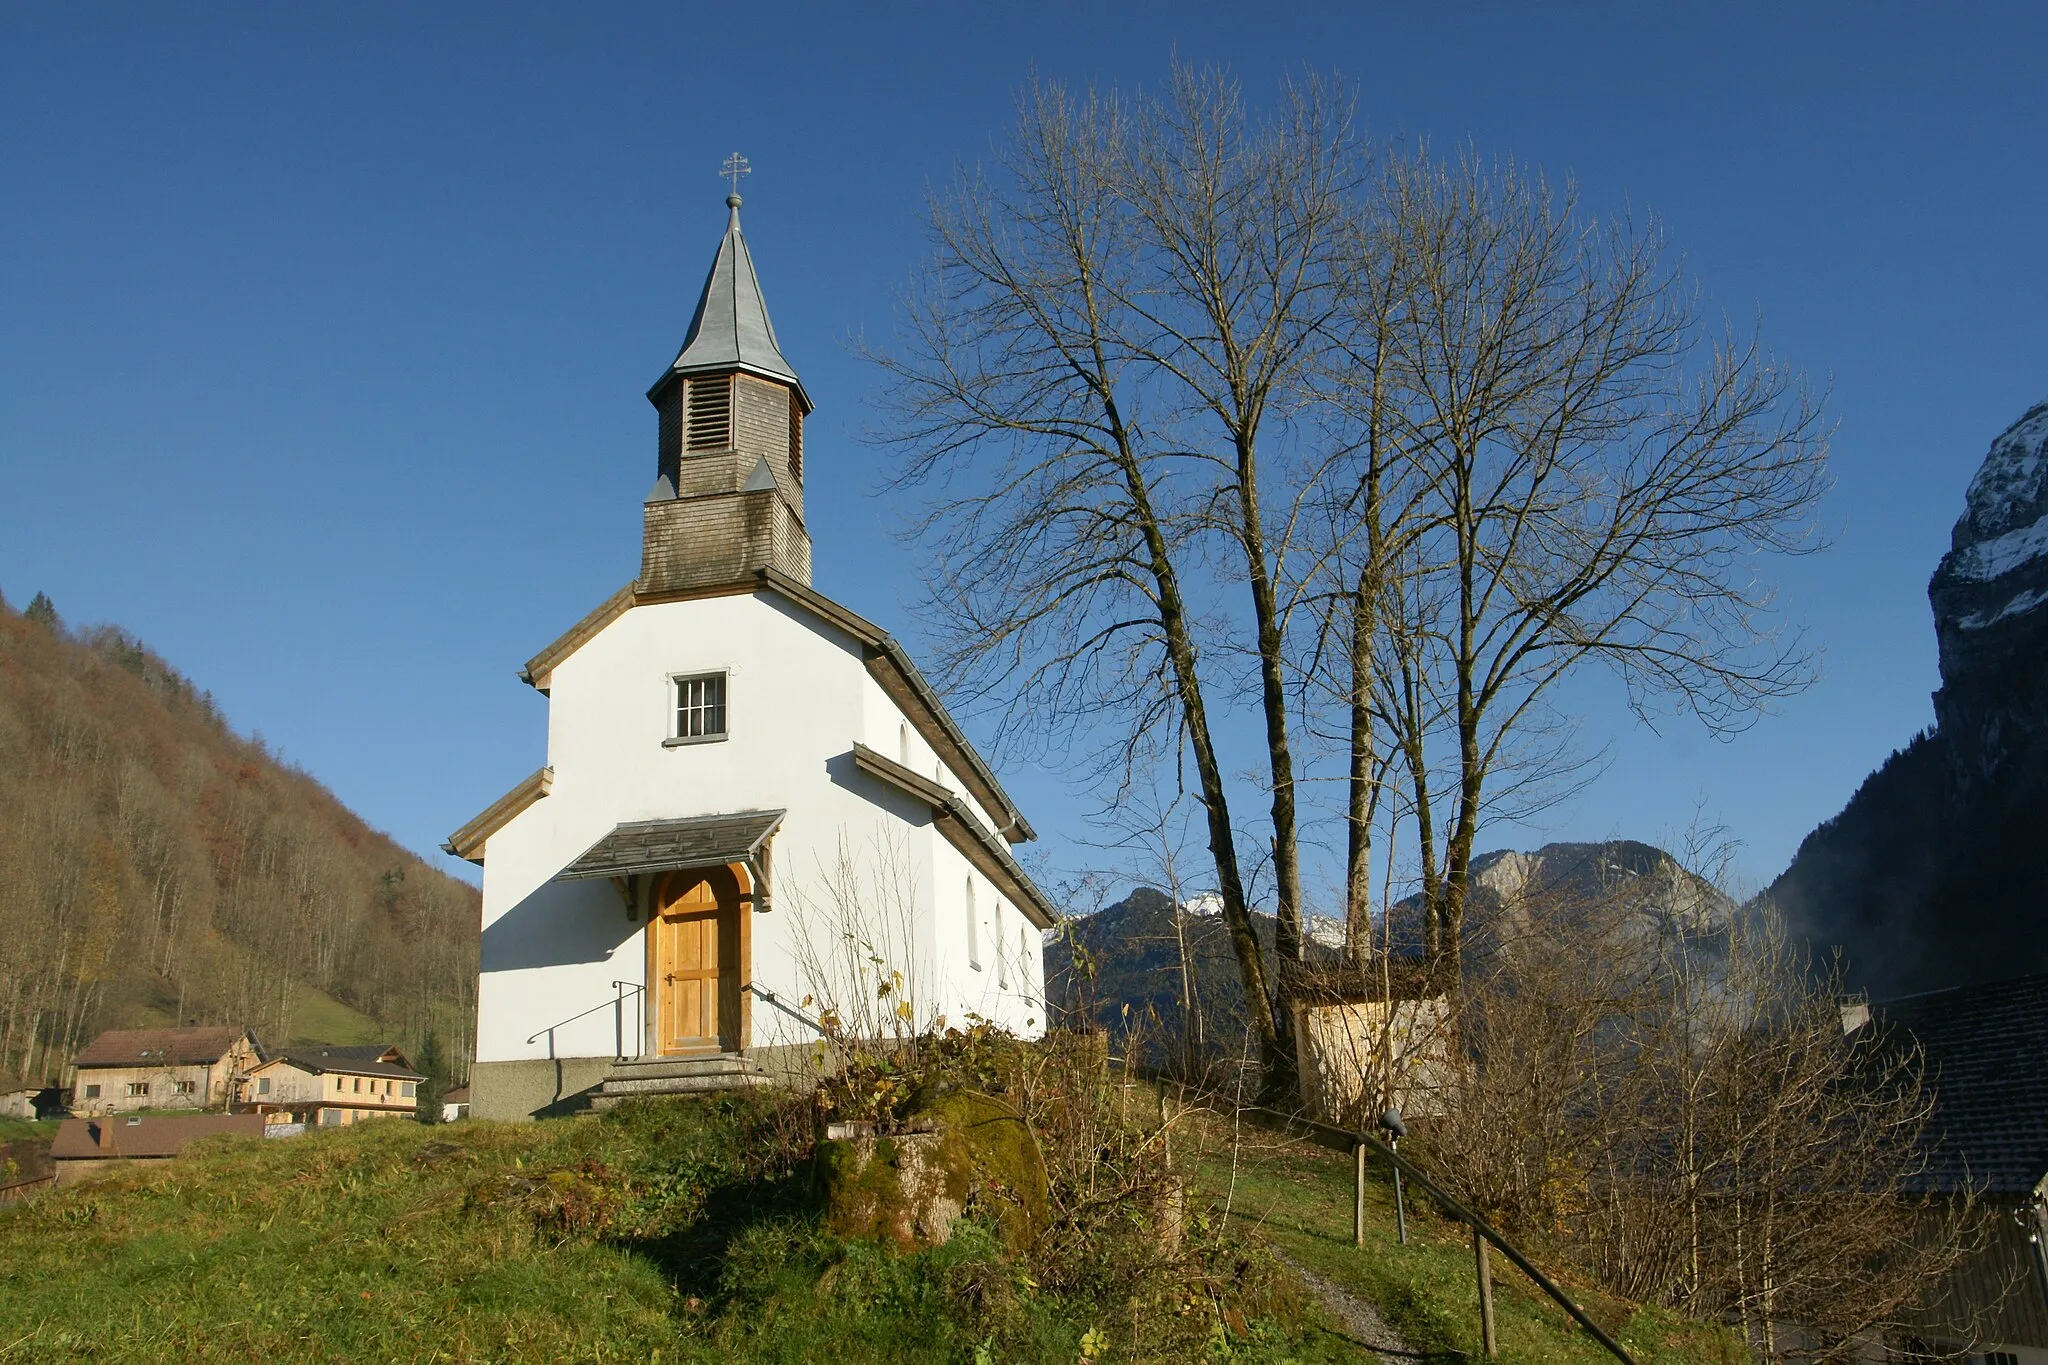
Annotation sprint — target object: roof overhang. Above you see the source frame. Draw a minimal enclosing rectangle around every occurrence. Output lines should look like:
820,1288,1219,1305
647,361,814,416
559,810,786,881
851,743,1058,931
443,767,553,865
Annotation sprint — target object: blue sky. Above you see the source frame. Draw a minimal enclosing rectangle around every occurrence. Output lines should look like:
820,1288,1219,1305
3,4,2044,901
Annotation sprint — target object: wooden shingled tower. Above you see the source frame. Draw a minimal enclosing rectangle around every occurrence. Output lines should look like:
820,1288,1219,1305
641,183,813,593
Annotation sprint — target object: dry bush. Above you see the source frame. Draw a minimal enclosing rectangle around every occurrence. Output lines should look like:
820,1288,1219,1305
1416,888,1989,1358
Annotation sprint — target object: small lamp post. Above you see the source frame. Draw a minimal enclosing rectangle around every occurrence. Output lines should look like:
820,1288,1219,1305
1379,1107,1409,1245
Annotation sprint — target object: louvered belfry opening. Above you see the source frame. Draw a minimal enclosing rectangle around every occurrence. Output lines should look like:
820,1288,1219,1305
686,375,733,452
788,404,803,486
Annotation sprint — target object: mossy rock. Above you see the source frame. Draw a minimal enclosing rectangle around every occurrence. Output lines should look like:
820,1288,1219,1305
913,1087,1048,1252
815,1130,973,1249
813,1088,1047,1253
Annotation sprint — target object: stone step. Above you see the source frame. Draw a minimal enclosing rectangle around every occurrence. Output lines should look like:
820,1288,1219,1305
599,1070,775,1096
590,1072,777,1109
604,1055,765,1082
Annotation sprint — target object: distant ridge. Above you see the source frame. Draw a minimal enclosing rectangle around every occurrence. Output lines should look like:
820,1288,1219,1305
1049,839,1731,1065
0,590,478,1087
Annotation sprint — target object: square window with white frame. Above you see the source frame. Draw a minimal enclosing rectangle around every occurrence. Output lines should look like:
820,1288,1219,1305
669,671,728,743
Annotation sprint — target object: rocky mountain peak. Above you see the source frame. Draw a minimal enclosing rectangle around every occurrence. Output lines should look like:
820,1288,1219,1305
1946,399,2048,564
1927,397,2048,782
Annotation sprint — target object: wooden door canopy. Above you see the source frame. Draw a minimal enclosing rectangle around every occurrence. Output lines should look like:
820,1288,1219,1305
559,810,783,914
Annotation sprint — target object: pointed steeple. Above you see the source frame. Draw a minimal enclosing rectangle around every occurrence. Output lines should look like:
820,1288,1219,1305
638,182,813,594
651,194,810,410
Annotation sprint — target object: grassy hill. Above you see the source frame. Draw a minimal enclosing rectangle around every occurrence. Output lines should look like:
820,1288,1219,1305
0,590,479,1088
0,1089,1744,1363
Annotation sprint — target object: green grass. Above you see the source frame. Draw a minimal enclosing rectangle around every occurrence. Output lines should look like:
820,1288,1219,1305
284,981,387,1045
0,1118,58,1144
0,1101,1355,1363
1198,1129,1746,1365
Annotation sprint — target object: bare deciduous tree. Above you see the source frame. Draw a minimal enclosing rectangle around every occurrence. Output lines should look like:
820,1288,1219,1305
1311,146,1831,970
882,69,1830,1104
877,68,1362,1098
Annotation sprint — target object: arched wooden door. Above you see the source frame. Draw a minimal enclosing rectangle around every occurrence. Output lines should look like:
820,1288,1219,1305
650,866,743,1055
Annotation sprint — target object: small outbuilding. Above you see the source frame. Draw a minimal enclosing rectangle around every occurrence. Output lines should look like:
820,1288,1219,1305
1,1078,61,1121
49,1113,267,1185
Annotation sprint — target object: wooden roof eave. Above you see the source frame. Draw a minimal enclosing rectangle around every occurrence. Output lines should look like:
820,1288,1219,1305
755,569,1036,844
443,767,553,865
519,583,638,694
851,743,1058,931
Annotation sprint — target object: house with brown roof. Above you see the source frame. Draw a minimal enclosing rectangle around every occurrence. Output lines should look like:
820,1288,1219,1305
49,1113,267,1185
68,1026,261,1116
240,1044,424,1128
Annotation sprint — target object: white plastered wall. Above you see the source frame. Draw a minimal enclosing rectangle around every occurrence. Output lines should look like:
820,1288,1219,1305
475,589,1045,1066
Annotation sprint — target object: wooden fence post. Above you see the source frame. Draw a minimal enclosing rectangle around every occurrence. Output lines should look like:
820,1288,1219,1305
1474,1225,1497,1357
1353,1141,1366,1246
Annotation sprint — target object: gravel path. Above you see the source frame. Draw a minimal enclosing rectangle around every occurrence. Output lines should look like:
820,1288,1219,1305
1274,1249,1419,1362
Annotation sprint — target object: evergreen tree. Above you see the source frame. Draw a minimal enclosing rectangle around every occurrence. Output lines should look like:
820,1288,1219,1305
24,592,57,630
413,1030,447,1125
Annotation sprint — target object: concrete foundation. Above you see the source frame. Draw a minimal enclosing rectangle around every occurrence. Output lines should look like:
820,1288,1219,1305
473,1044,822,1122
470,1057,615,1122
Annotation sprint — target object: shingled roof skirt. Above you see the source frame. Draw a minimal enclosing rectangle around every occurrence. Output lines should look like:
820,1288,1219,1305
850,743,1058,931
517,569,1036,846
651,196,811,412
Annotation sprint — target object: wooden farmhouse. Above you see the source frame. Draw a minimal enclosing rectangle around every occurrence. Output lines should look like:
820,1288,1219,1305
241,1044,425,1128
67,1025,260,1116
448,189,1054,1120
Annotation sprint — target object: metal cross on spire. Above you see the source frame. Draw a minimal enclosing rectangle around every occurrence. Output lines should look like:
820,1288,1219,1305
721,152,751,198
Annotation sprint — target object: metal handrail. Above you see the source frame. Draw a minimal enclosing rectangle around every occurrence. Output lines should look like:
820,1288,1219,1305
743,982,825,1035
1215,1095,1638,1365
526,981,646,1060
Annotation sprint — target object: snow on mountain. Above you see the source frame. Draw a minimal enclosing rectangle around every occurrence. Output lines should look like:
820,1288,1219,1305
1306,916,1347,950
1934,398,2048,605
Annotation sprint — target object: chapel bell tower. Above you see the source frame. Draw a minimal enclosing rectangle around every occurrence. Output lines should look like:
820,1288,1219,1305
640,164,813,593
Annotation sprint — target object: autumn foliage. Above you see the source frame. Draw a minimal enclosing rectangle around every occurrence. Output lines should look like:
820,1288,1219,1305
0,590,478,1088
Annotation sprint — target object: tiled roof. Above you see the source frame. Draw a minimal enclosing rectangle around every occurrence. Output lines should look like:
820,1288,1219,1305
50,1114,265,1161
560,810,786,881
72,1026,255,1069
265,1047,423,1081
1870,972,2048,1196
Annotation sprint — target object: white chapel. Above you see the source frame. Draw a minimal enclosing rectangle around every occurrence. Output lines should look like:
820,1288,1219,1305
446,188,1053,1121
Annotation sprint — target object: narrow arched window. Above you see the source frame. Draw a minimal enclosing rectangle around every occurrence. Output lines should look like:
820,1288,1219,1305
996,903,1011,988
899,721,911,765
966,878,981,970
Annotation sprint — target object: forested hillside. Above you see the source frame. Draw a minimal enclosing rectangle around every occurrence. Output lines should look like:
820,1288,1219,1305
0,590,479,1088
